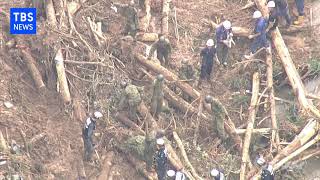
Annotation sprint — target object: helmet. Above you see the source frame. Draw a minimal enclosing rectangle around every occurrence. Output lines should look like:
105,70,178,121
210,169,219,177
181,59,188,64
157,74,164,81
222,20,231,30
253,11,262,18
129,0,134,6
156,138,165,145
120,81,127,88
167,170,176,177
205,95,213,103
206,39,214,47
159,36,165,41
267,1,275,8
257,156,266,166
94,111,103,119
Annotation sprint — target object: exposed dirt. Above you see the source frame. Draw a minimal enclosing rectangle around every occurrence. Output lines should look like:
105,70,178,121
0,0,320,179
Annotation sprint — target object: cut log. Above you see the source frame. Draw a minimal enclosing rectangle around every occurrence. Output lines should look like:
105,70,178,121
136,32,159,42
240,72,260,180
173,132,203,180
55,49,71,103
116,113,145,135
139,0,151,32
161,0,170,35
207,20,251,37
266,52,280,151
235,128,271,134
97,151,114,180
273,133,320,171
253,0,320,119
135,54,200,100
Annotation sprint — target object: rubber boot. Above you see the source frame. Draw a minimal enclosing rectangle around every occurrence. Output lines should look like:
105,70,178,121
293,16,304,25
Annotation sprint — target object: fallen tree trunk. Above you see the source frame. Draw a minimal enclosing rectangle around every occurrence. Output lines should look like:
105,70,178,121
116,113,145,135
20,48,46,90
235,128,271,134
207,20,251,37
273,133,320,171
240,72,260,180
135,54,200,99
253,0,320,119
266,52,280,151
97,151,114,180
0,131,8,153
173,132,203,180
291,148,320,164
161,0,170,35
55,49,71,103
138,102,159,133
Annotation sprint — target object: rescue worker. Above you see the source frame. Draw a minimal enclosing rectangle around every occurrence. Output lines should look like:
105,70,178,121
179,59,195,101
148,36,172,67
118,81,143,120
245,11,270,59
210,168,225,180
215,20,233,67
205,95,226,141
111,0,139,38
82,111,103,161
267,0,291,28
257,156,275,180
294,0,304,25
151,74,165,119
156,138,168,180
197,39,217,89
167,169,186,180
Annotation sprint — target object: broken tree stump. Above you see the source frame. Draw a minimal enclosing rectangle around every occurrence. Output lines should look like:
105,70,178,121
240,72,260,180
140,0,152,32
55,49,71,103
161,0,170,35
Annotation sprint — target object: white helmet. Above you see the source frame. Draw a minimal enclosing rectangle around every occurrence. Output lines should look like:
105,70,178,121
253,11,262,18
257,156,266,165
156,138,165,145
222,20,231,30
206,39,214,47
94,111,103,118
167,170,176,177
210,169,219,177
267,1,276,8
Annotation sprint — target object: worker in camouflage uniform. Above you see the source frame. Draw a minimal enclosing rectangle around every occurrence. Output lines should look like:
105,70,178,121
205,95,226,141
118,81,143,120
148,36,172,67
151,74,165,119
111,0,139,38
178,59,195,101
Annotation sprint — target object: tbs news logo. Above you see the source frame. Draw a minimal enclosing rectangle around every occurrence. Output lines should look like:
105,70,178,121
10,8,37,34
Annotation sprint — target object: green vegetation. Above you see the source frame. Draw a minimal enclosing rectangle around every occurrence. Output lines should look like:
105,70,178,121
308,58,320,76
